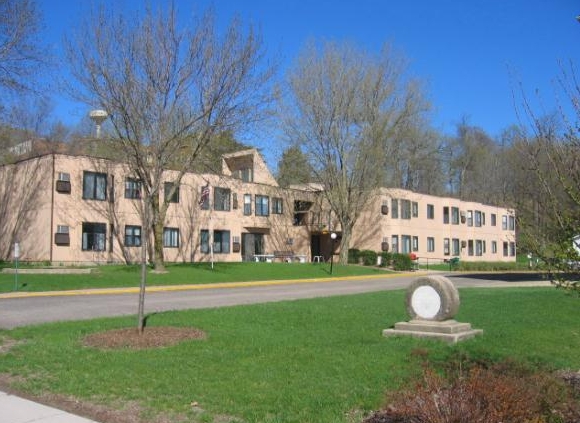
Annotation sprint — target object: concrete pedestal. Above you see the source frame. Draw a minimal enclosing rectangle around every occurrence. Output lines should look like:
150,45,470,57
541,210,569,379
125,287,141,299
383,319,483,344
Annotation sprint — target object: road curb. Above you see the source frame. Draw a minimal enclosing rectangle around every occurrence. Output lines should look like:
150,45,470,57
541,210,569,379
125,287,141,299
0,271,429,299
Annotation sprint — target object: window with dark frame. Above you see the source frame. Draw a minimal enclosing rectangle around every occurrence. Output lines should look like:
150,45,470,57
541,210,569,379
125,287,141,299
427,237,435,252
272,197,283,214
427,204,434,219
391,199,399,219
164,182,180,203
125,178,142,199
124,225,142,247
444,238,450,255
401,200,411,219
255,195,269,216
82,171,107,201
163,227,179,248
200,230,230,254
451,207,459,225
412,202,418,218
82,222,106,251
213,187,231,211
443,206,449,224
243,194,252,215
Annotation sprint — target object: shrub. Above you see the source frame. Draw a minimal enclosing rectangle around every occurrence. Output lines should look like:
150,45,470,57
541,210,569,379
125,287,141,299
348,249,361,264
363,362,580,423
391,253,412,271
359,250,378,266
379,252,391,268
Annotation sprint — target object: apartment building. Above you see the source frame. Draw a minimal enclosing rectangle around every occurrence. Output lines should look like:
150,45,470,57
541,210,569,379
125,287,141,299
353,188,517,263
0,151,516,264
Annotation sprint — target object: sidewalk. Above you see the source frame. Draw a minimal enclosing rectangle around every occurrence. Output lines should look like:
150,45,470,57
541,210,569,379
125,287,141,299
0,391,99,423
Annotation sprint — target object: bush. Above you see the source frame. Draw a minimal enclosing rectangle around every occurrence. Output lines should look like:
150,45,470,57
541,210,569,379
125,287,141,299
359,250,378,266
391,253,412,271
379,252,391,268
364,362,580,423
348,249,361,264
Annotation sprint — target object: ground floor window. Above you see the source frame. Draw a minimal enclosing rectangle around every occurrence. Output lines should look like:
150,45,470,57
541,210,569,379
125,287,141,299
452,238,460,256
163,227,180,248
444,238,450,256
125,225,141,247
492,240,497,254
201,230,231,254
401,235,411,254
391,235,399,253
427,237,435,252
82,222,106,251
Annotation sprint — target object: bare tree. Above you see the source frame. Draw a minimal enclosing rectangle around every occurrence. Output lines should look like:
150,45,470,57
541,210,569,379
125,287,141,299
65,4,274,332
0,0,45,96
513,62,580,293
281,41,427,263
65,4,274,272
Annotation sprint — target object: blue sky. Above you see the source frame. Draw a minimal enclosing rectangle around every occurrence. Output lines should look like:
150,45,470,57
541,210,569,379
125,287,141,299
40,0,579,150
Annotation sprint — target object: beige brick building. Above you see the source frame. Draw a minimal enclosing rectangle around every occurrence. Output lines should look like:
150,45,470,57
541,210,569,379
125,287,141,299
0,150,516,265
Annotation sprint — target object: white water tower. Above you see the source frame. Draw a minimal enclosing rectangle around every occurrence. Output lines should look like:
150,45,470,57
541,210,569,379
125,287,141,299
89,109,108,138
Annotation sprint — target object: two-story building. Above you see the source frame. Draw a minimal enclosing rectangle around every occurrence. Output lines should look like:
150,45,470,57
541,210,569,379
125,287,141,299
0,150,516,264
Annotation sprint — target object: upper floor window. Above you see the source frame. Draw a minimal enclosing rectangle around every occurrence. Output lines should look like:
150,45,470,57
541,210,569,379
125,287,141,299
467,210,473,227
125,178,141,199
243,194,252,215
401,200,411,219
502,215,508,230
412,202,418,218
83,171,107,201
508,215,515,231
164,182,180,203
491,213,497,226
443,206,449,224
255,195,269,216
235,168,253,182
214,187,231,211
451,207,459,225
474,210,482,227
272,197,283,214
56,172,71,194
391,199,399,219
427,204,434,219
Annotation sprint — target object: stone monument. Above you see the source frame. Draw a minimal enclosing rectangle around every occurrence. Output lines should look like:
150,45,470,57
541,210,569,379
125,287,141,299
383,275,483,343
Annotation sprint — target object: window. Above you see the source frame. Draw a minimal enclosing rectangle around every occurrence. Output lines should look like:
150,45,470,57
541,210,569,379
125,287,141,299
427,237,435,252
502,215,508,230
401,200,411,219
510,242,516,257
427,204,434,219
492,241,497,254
452,238,460,256
443,206,449,224
475,210,482,227
83,171,107,200
509,216,515,231
234,168,253,182
412,236,419,252
468,240,474,256
255,195,269,216
401,235,411,253
163,227,180,248
214,187,231,211
272,197,283,214
451,207,459,225
391,199,399,218
200,185,210,210
82,222,106,251
467,210,473,227
391,235,399,253
412,202,418,218
475,240,483,256
232,193,238,209
200,230,230,254
503,241,509,256
125,178,141,199
243,194,252,215
164,182,180,203
491,213,497,226
444,238,450,256
482,212,486,226
124,225,141,247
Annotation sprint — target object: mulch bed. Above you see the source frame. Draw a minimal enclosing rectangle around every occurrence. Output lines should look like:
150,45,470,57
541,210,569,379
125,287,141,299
82,326,207,349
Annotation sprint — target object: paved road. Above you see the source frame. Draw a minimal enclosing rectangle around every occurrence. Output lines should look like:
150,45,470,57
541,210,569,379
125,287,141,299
0,272,550,329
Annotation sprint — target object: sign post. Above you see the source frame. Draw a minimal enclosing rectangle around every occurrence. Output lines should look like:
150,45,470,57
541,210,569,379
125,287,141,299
13,242,19,291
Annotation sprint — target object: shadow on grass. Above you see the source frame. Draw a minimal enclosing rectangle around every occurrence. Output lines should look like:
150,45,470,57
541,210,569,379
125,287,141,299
446,272,550,282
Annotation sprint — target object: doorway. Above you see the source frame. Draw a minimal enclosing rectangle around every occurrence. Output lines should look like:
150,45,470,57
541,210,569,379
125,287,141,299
242,233,264,261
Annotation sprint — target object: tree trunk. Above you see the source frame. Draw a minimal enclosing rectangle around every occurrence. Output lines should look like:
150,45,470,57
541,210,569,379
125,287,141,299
150,193,166,272
338,224,353,265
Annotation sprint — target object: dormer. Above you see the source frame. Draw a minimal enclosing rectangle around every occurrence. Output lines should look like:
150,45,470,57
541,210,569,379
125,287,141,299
221,149,278,187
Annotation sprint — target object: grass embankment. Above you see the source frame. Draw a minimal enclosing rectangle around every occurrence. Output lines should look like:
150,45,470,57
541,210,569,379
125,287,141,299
0,262,386,293
1,287,579,423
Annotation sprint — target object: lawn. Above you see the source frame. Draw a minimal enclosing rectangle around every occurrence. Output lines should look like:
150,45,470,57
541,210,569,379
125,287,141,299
0,262,387,293
0,287,579,423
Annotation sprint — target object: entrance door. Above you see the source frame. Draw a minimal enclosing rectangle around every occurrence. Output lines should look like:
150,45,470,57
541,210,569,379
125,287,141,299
242,233,264,261
311,234,321,261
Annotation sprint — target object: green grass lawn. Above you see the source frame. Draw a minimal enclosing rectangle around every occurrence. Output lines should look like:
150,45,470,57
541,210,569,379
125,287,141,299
0,262,387,293
0,287,579,422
